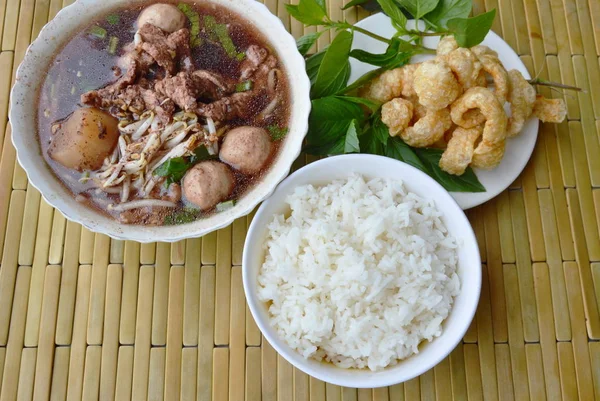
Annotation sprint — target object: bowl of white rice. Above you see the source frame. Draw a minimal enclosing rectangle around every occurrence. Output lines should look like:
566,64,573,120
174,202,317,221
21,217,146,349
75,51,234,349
243,154,481,388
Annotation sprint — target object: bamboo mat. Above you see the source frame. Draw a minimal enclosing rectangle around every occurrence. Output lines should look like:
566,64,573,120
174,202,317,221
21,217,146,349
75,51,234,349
0,0,599,399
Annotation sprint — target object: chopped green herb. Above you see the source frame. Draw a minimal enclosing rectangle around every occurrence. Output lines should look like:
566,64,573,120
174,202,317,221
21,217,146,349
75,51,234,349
204,15,239,58
189,146,214,164
178,3,202,47
89,25,107,39
108,36,119,55
267,125,289,141
106,14,120,25
236,52,246,61
154,146,215,184
235,80,253,92
153,157,189,185
216,200,236,212
163,208,201,225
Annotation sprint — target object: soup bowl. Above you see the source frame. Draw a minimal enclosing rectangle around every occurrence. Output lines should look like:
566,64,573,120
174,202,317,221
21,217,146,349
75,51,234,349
243,154,481,388
10,0,310,242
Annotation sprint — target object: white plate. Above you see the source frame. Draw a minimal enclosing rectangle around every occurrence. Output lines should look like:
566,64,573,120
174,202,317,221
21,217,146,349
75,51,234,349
349,14,538,210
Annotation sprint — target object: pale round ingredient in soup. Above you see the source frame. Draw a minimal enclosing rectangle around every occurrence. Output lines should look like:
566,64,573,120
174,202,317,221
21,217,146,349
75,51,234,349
137,3,186,33
183,161,234,210
219,126,272,174
257,174,460,371
48,107,119,171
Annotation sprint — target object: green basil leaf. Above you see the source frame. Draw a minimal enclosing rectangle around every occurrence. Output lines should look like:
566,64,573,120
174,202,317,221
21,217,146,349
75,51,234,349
154,157,190,183
425,0,472,27
342,0,371,10
371,112,390,145
304,140,345,155
336,67,384,95
414,148,486,192
307,96,365,147
296,31,324,56
386,137,427,171
334,96,381,112
447,9,496,47
306,50,326,84
189,146,213,164
349,38,413,68
359,127,385,155
311,30,353,98
314,0,328,14
395,0,440,19
376,0,408,30
344,119,361,153
285,0,327,26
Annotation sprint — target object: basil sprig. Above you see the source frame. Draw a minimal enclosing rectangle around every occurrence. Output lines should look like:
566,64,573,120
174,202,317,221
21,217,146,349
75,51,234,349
289,0,493,192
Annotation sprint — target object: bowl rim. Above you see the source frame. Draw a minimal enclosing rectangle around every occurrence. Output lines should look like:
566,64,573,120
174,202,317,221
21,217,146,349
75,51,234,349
242,154,482,387
9,0,311,242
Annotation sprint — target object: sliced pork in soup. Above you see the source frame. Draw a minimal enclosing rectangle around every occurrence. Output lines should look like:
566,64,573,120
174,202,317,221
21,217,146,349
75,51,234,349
37,1,290,225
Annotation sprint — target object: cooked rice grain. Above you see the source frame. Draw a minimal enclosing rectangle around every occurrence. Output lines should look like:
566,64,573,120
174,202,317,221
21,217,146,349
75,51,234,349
257,174,460,371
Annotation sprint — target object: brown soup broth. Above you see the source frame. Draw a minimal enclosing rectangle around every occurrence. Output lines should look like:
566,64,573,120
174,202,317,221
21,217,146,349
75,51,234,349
37,1,290,224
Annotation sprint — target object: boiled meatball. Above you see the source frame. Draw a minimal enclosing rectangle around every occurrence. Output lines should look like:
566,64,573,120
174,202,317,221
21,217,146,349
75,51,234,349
182,161,234,210
219,127,272,174
137,3,186,33
48,107,119,171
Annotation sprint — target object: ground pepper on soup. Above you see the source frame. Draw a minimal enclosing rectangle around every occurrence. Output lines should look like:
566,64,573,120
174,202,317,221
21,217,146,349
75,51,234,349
37,1,290,225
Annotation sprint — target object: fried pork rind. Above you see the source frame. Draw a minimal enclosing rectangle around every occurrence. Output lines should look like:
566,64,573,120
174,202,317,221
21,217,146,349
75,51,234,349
475,70,488,87
471,45,509,104
414,59,462,110
437,36,459,55
407,96,428,120
443,48,483,89
399,64,419,98
439,126,482,175
450,87,507,144
472,139,506,169
359,68,404,103
402,107,453,147
506,69,537,137
532,96,567,123
359,64,421,103
381,98,414,136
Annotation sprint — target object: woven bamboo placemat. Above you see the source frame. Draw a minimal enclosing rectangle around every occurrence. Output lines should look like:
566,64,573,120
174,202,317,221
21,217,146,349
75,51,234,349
0,0,599,399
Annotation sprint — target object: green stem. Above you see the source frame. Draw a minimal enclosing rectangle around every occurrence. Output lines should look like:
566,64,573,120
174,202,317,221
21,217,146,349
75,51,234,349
349,25,392,44
416,46,436,55
411,30,450,37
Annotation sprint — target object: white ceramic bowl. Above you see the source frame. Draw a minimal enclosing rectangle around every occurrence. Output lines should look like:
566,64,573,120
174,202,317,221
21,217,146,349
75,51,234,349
243,154,481,388
9,0,311,242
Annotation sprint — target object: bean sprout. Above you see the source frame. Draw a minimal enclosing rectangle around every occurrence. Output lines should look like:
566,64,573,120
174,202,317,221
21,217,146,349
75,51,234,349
96,186,122,194
206,117,217,135
108,199,177,211
258,97,279,119
121,176,130,203
165,130,189,149
267,69,281,92
131,113,154,140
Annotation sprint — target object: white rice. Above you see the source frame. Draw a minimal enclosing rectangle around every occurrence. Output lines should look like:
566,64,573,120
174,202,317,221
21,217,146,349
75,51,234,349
257,174,460,371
